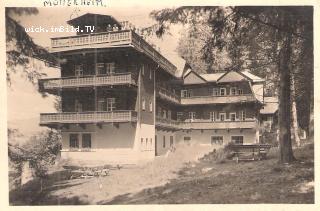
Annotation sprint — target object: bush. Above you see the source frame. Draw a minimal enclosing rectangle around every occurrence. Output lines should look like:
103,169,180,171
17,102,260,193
200,143,234,163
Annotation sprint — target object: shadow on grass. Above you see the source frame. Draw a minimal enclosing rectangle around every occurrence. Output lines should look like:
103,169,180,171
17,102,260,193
99,143,314,204
9,170,89,205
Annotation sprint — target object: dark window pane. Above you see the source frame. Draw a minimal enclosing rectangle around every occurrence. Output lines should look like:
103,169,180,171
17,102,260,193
82,134,91,148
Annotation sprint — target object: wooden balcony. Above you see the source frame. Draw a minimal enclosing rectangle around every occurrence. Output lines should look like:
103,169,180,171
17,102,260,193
155,117,181,130
51,30,176,75
39,72,137,92
180,119,258,130
180,94,257,105
156,86,180,104
40,110,137,125
156,117,257,130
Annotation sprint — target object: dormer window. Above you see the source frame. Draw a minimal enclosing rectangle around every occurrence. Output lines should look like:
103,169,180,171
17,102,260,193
220,88,226,96
212,88,219,96
238,89,243,95
230,87,237,95
181,90,192,98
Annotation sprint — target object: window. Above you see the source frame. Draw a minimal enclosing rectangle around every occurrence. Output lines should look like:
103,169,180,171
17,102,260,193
149,69,152,80
170,136,174,146
106,98,115,111
149,101,153,112
230,113,236,121
162,109,167,119
177,112,183,121
168,110,172,119
181,90,192,98
163,136,166,148
219,113,226,121
238,89,243,95
211,136,223,145
98,99,106,111
82,134,91,148
220,88,226,96
150,138,153,147
232,136,244,145
105,63,115,74
146,138,148,147
141,138,144,145
158,107,162,117
267,116,273,122
75,99,82,112
210,111,215,122
141,65,145,75
189,112,196,121
69,134,79,149
230,87,237,95
240,110,246,121
142,99,146,110
212,88,219,96
96,63,106,75
75,64,83,76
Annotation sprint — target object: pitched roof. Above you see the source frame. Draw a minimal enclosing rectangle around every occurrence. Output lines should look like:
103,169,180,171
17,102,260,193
260,97,279,114
183,71,207,84
218,71,248,83
241,70,264,82
200,72,225,82
182,70,264,84
67,13,121,28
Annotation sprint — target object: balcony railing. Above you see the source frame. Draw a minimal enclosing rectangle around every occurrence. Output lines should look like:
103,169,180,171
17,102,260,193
156,117,257,130
155,86,257,105
156,86,180,104
51,30,177,75
180,94,256,105
39,72,137,91
51,30,132,50
156,117,181,129
40,110,137,125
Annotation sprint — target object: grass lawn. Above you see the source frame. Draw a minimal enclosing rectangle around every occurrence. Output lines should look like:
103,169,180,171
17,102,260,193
104,142,314,204
9,142,314,205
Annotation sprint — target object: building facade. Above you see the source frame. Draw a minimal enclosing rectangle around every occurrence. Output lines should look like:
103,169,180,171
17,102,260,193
39,13,264,165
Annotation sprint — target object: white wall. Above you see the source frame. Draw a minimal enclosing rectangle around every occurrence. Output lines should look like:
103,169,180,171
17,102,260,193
61,123,137,149
60,123,156,165
155,130,176,156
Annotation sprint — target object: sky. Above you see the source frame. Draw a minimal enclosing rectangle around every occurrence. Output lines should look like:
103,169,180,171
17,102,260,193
7,6,185,142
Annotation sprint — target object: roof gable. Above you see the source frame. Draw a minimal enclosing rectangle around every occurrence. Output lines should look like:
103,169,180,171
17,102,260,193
183,71,207,85
200,72,225,82
218,71,247,83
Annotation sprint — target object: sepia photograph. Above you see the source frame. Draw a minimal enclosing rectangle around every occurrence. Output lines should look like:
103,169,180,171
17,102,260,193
3,0,317,207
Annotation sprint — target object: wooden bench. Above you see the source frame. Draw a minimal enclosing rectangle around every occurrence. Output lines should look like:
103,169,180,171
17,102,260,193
229,144,272,163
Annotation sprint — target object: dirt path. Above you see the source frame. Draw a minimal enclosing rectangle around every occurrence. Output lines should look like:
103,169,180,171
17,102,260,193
12,144,214,205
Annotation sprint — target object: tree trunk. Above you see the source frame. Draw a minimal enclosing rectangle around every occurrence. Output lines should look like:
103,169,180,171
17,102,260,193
278,30,295,163
291,74,301,147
